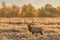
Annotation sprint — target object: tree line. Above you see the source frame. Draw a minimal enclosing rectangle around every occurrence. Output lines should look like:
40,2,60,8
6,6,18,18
0,1,60,18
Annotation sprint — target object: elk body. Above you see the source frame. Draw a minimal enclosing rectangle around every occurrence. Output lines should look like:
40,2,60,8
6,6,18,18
27,24,43,35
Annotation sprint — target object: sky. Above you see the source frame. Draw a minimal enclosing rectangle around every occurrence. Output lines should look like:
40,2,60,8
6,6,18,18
0,0,60,8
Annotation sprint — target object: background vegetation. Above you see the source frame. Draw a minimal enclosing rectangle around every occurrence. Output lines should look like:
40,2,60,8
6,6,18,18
0,1,60,18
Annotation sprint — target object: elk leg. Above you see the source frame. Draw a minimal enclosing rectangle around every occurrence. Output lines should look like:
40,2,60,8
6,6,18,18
40,32,43,35
32,32,34,35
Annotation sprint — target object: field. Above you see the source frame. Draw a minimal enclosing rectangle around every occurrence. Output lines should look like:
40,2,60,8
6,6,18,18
0,18,60,40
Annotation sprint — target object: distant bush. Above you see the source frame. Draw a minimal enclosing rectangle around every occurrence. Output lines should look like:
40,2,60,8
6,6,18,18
0,1,60,17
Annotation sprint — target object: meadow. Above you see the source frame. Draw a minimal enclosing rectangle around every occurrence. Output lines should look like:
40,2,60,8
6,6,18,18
0,18,60,40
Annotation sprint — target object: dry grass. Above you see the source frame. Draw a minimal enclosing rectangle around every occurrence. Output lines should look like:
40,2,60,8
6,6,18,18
0,18,60,40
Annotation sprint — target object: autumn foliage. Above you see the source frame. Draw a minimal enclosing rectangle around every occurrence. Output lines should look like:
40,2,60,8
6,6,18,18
0,1,60,18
